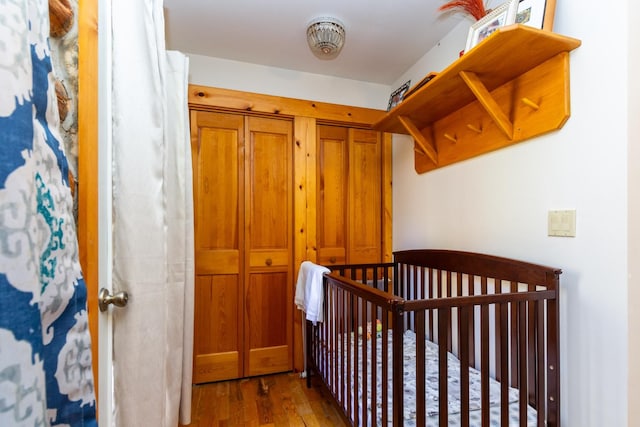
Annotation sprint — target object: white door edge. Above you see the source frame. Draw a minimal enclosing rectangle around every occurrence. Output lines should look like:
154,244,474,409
98,0,114,425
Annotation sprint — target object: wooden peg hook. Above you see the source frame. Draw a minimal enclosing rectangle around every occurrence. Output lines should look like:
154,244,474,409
466,124,482,133
444,133,457,143
521,97,540,110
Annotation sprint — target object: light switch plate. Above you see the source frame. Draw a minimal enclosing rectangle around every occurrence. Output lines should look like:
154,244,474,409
548,209,576,237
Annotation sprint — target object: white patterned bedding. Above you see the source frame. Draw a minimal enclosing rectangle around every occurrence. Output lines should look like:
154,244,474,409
322,330,538,426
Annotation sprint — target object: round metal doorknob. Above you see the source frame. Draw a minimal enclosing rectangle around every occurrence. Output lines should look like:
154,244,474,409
98,288,129,312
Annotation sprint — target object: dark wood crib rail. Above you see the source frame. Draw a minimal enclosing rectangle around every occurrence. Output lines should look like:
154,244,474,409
394,249,562,426
306,250,562,427
308,263,403,426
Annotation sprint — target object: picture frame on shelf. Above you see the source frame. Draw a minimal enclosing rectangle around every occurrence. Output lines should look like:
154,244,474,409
403,72,438,100
465,0,519,52
387,80,411,111
516,0,556,31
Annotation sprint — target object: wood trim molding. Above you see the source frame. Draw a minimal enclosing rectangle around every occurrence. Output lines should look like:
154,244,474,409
292,116,317,371
77,0,99,404
189,85,386,127
382,132,393,263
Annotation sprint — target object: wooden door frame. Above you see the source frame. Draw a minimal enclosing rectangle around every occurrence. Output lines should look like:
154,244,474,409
78,0,100,403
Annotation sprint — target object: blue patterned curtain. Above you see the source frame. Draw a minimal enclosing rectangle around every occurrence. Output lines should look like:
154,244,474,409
0,0,97,426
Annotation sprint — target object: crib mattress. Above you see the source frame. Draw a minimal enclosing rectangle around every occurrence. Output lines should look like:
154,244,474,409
322,330,538,426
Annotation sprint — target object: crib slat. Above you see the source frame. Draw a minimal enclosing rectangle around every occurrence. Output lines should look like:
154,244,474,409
370,302,378,427
353,297,360,427
460,306,471,427
322,289,328,391
510,281,519,387
446,270,453,352
382,311,389,426
494,279,503,383
499,302,510,426
338,287,344,411
468,274,476,368
400,264,408,331
416,310,426,426
305,320,312,388
528,288,537,406
361,298,368,427
332,288,338,399
536,300,546,427
410,265,417,329
428,268,435,340
392,307,404,427
548,290,560,426
438,307,449,426
518,300,528,425
436,269,442,345
480,276,490,427
346,292,352,422
456,272,463,362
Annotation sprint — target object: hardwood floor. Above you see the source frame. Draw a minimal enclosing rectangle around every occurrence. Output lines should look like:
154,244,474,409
182,372,348,426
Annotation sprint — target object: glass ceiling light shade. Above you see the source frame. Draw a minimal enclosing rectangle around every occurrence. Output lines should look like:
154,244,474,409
306,17,345,60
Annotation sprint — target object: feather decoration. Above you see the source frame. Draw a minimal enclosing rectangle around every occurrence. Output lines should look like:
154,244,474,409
438,0,487,21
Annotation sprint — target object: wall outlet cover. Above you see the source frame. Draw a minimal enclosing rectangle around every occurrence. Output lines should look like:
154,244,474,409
548,209,576,237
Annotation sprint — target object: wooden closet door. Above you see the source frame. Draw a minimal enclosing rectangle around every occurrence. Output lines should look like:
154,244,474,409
244,116,293,376
317,125,383,266
191,110,245,383
348,128,382,264
316,125,348,265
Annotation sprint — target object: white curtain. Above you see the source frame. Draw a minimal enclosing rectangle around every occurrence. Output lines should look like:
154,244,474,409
110,0,194,426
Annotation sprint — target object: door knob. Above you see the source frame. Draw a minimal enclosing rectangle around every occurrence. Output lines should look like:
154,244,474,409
98,288,129,312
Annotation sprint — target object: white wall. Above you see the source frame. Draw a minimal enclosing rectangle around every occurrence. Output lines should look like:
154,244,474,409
391,1,631,426
188,54,389,110
186,1,634,423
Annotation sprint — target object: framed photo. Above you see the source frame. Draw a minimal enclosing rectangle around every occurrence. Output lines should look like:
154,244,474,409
387,80,411,111
403,72,438,100
465,0,519,52
516,0,556,31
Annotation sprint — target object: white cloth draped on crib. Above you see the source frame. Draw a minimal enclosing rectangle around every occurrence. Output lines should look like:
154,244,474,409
295,261,330,324
111,0,194,426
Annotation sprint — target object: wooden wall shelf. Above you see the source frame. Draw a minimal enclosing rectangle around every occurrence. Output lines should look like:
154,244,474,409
373,24,581,173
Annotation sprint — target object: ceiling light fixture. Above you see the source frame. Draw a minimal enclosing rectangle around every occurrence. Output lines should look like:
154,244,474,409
306,16,345,60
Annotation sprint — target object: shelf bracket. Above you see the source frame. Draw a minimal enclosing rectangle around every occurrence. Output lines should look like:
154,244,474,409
459,71,514,140
398,115,438,166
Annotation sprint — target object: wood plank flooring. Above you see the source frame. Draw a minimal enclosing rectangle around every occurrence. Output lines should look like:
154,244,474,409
181,373,348,426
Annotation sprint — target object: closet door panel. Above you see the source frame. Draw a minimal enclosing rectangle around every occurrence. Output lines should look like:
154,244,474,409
348,129,382,264
245,116,293,376
317,125,348,265
197,130,239,251
191,110,244,383
193,275,241,382
248,124,289,250
246,272,290,376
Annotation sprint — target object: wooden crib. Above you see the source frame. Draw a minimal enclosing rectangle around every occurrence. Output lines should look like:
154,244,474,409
305,249,561,426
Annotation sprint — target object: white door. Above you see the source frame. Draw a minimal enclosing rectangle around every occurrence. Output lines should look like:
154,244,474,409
97,0,116,423
98,0,114,427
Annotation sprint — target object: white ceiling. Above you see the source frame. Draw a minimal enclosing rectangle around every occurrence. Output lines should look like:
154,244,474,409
162,0,463,85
